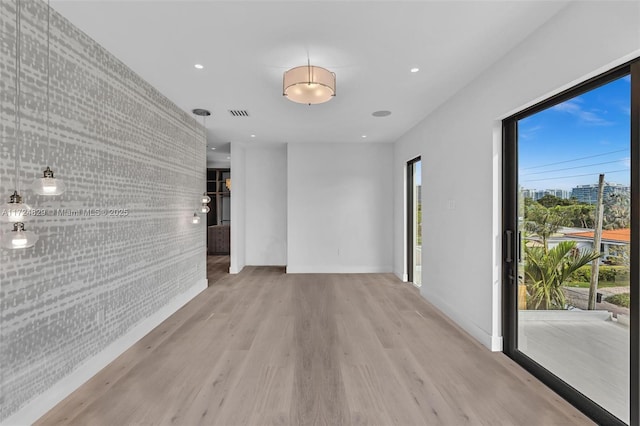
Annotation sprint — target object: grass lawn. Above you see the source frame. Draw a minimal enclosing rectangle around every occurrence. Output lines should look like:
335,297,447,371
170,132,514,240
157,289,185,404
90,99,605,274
567,281,629,289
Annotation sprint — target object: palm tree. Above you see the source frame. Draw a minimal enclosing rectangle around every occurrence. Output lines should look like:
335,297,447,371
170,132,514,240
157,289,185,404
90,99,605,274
524,241,600,310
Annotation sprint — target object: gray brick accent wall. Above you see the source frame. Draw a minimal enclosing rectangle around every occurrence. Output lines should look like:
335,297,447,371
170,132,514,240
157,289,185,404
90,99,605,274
0,0,207,420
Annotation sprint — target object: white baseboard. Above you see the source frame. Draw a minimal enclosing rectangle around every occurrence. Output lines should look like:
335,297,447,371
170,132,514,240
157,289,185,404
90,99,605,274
229,265,244,274
393,270,408,282
286,265,392,274
421,289,501,352
491,335,504,352
1,279,208,426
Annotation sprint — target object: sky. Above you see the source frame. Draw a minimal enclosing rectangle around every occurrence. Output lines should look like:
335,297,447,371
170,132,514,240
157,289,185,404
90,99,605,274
518,74,631,191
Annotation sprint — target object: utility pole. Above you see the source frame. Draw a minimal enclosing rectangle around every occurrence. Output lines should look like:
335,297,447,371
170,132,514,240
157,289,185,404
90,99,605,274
588,174,605,309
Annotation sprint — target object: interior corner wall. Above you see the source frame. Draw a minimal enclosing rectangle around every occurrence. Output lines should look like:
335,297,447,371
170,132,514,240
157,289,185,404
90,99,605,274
245,144,287,266
208,160,231,169
287,143,393,273
0,1,207,423
229,143,246,274
393,0,640,351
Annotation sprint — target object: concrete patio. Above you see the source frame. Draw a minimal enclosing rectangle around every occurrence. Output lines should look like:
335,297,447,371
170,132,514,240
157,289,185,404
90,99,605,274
519,310,629,423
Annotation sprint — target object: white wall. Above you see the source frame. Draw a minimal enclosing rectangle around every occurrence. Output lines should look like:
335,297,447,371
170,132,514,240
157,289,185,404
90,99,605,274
393,0,640,351
230,143,246,273
208,160,231,169
288,143,393,273
245,145,288,265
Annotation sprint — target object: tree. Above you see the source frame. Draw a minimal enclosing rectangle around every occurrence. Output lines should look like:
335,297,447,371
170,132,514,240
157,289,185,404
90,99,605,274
525,196,595,229
524,203,567,250
536,194,576,208
524,241,600,310
603,192,630,230
556,204,595,229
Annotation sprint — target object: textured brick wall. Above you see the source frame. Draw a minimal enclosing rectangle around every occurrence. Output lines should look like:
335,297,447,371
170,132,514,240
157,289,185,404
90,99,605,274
0,0,207,420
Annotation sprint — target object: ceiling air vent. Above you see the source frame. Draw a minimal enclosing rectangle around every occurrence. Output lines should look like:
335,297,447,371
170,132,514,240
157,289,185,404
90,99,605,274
228,110,249,117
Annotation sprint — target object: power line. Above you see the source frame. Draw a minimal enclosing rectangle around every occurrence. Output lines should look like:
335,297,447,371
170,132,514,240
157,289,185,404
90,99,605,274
521,158,627,176
521,169,629,183
520,148,627,170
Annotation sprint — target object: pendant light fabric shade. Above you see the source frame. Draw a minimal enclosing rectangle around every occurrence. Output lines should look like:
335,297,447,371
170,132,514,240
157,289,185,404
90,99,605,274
283,64,336,105
1,222,38,249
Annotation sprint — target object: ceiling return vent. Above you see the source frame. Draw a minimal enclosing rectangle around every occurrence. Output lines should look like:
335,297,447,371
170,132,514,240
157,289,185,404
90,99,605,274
228,110,249,117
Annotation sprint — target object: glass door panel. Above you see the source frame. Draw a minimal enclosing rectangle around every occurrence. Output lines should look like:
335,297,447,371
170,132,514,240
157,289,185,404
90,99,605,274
512,74,632,424
408,157,422,286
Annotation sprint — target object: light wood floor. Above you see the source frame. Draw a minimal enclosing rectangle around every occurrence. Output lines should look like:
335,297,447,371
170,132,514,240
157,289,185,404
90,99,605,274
206,255,230,286
36,268,593,425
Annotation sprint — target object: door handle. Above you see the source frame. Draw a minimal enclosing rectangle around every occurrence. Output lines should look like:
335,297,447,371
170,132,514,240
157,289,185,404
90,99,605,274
518,231,522,263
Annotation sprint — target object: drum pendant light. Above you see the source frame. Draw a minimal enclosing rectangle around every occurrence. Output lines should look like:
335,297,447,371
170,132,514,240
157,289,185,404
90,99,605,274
283,59,336,105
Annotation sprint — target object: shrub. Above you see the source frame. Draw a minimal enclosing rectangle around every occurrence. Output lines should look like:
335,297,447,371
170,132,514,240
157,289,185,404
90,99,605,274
605,293,630,308
569,266,590,282
568,265,629,282
599,266,616,281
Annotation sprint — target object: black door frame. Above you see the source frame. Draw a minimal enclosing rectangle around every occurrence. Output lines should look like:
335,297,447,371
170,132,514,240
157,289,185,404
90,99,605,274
407,156,421,284
503,58,639,426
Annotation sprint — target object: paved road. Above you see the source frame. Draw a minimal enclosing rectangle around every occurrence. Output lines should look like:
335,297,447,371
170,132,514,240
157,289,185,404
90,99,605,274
563,286,629,318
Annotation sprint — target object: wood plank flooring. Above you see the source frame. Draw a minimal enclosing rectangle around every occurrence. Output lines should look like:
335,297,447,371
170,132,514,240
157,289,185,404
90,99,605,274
36,267,593,425
206,255,230,286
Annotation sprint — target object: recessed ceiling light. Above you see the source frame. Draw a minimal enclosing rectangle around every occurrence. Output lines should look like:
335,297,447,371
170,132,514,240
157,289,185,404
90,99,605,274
194,64,204,69
210,147,216,150
250,134,256,138
410,67,419,73
362,135,367,138
227,157,231,160
372,110,392,117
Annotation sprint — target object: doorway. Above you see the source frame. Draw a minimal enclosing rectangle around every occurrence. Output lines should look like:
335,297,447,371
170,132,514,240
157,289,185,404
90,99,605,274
407,157,422,287
503,60,639,425
207,168,231,255
207,168,231,284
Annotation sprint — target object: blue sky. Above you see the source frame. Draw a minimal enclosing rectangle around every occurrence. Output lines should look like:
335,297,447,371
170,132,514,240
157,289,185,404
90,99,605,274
519,74,630,191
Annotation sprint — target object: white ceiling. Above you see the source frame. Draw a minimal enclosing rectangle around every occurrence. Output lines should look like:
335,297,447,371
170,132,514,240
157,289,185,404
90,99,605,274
50,0,568,166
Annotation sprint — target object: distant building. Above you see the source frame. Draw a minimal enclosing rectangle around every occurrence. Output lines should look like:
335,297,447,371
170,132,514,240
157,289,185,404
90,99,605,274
525,226,629,265
571,182,630,204
534,190,546,200
521,188,571,201
521,188,535,199
547,189,571,199
563,228,629,264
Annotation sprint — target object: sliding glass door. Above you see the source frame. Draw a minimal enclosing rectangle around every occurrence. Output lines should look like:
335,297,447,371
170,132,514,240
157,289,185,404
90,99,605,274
407,157,422,286
503,60,639,425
